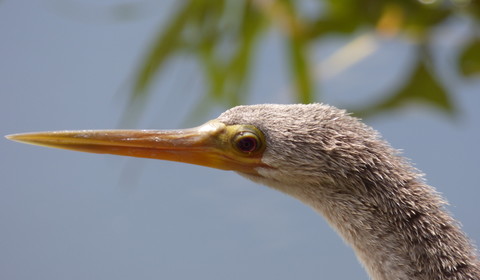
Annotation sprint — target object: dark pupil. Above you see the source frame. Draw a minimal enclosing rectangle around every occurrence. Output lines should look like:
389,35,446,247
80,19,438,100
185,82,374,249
237,137,257,152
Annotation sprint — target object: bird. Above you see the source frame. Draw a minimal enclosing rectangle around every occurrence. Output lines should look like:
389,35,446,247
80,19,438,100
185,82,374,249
6,103,480,280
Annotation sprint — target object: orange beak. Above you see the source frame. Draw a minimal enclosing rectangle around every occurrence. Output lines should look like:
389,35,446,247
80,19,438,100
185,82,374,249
6,121,267,175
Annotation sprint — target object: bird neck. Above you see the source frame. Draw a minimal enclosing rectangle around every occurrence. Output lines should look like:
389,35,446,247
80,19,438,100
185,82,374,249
247,169,480,280
315,180,479,279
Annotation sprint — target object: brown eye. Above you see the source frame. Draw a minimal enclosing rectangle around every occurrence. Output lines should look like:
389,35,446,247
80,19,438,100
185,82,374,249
234,132,259,153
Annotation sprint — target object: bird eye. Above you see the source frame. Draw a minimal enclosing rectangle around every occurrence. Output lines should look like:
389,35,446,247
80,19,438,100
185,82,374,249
233,132,260,154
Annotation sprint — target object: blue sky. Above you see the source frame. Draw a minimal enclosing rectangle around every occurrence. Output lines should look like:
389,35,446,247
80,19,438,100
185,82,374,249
1,1,479,280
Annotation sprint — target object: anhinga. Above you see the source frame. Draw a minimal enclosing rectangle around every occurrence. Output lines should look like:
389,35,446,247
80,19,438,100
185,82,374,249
6,104,480,279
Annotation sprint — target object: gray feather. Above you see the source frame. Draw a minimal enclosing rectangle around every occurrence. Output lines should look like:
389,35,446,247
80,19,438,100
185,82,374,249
218,103,480,280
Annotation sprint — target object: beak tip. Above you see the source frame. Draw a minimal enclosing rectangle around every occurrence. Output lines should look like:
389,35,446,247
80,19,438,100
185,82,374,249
5,133,33,144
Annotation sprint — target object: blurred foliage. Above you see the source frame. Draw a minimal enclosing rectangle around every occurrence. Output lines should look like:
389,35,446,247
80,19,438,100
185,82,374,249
132,0,480,118
459,38,480,77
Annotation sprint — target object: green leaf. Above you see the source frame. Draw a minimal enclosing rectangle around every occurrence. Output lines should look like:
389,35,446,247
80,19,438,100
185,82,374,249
458,39,480,77
196,1,264,106
223,1,264,106
199,38,225,100
353,59,455,118
283,0,314,103
132,1,199,96
288,35,313,103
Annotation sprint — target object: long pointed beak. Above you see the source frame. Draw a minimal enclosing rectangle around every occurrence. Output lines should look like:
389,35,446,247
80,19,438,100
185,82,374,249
6,121,266,174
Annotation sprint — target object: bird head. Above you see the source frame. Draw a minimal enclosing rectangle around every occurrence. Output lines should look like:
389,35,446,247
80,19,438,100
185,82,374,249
216,104,386,190
6,104,383,195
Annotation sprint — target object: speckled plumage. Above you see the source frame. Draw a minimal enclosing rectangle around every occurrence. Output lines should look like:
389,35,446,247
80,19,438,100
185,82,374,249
217,104,480,280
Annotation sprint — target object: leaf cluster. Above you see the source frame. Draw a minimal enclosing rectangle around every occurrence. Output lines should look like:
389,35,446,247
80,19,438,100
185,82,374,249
132,0,480,118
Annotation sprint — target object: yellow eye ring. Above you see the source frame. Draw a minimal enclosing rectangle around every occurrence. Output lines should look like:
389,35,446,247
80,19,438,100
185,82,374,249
233,131,261,154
